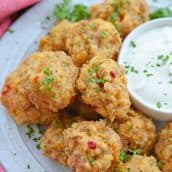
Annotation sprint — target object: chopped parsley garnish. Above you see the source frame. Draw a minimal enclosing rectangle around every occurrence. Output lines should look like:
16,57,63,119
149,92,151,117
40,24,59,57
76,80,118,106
156,101,162,109
33,136,41,142
109,12,118,22
71,5,90,22
54,0,89,22
88,66,100,75
54,120,61,128
8,28,14,34
87,78,106,84
36,144,41,150
130,41,136,48
99,31,108,38
42,67,54,93
157,160,165,169
26,125,35,138
45,16,50,20
150,7,172,20
125,64,139,74
90,159,96,165
119,150,130,162
128,149,141,155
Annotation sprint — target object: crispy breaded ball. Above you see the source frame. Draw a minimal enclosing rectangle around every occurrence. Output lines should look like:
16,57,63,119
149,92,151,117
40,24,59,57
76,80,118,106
66,19,121,66
63,120,122,172
76,56,130,122
112,108,157,154
116,155,161,172
1,68,57,125
40,113,84,165
90,0,149,38
39,20,74,51
155,122,172,172
20,51,78,112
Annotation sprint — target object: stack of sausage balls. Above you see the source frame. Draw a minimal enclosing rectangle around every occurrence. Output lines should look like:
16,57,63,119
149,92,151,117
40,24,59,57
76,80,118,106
1,0,171,172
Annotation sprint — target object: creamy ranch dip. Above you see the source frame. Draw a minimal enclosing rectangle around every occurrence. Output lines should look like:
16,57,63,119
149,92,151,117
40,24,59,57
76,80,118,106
121,26,172,111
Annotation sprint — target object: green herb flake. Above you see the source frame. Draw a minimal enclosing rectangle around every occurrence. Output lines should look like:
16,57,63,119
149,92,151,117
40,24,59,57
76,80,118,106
88,66,100,75
54,0,89,22
36,144,41,150
156,101,162,109
54,120,61,128
32,137,41,142
129,149,141,155
130,41,136,48
146,73,153,77
130,66,138,74
90,159,96,165
109,12,118,22
150,7,172,20
26,125,35,139
99,31,108,38
8,28,14,34
45,16,50,20
119,150,130,162
157,160,165,169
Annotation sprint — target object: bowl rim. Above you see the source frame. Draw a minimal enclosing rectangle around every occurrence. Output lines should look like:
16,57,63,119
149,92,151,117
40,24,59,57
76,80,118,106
118,17,172,115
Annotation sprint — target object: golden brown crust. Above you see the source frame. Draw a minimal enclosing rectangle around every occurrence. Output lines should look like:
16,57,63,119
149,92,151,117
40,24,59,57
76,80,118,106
1,68,57,125
155,122,172,172
66,19,121,66
111,107,157,154
117,155,161,172
77,56,130,122
39,20,74,51
19,51,79,112
90,0,149,38
40,113,85,166
63,120,122,172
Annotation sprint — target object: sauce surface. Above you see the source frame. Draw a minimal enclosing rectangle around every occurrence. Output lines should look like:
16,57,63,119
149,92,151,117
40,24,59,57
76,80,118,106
121,26,172,111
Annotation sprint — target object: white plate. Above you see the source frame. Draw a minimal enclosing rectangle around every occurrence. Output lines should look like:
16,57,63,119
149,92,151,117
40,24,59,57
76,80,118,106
0,0,170,172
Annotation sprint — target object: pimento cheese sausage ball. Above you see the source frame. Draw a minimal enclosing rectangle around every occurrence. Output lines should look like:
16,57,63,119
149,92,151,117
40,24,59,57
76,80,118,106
1,64,57,125
63,120,122,172
40,113,85,165
66,19,121,67
117,155,161,172
155,122,172,172
90,0,149,38
113,108,157,154
39,20,74,51
21,51,79,112
76,56,130,122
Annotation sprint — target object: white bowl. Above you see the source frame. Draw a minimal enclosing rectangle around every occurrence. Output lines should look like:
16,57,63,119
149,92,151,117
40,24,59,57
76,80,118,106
118,18,172,121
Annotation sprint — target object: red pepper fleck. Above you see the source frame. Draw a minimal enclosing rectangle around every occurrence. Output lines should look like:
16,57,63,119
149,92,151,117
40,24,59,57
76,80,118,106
2,85,10,95
88,141,97,149
110,71,116,78
98,83,105,92
34,76,39,83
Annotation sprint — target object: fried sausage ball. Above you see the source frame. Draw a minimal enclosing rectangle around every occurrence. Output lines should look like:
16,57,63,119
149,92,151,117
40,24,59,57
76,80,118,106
116,155,161,172
19,51,78,112
40,113,85,165
155,122,172,172
66,19,121,66
39,20,74,51
1,65,57,125
111,108,157,154
76,56,130,122
90,0,149,38
63,120,122,172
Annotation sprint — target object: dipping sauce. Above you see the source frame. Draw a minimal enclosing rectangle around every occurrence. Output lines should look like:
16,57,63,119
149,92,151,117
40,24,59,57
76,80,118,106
120,26,172,112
